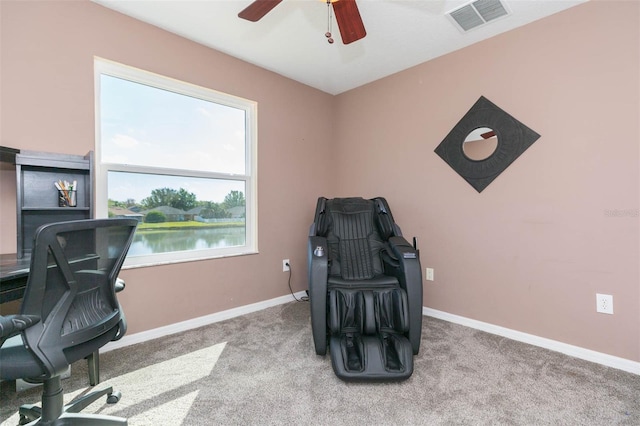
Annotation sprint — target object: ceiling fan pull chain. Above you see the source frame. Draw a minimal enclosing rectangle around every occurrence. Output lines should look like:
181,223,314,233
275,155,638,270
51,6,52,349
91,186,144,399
325,0,334,44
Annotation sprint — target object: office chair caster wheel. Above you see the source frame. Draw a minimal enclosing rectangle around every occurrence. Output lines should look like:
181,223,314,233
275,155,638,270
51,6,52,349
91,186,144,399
107,391,121,404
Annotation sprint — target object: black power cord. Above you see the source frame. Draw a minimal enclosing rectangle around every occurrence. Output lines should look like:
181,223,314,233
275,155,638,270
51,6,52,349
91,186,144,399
286,262,308,302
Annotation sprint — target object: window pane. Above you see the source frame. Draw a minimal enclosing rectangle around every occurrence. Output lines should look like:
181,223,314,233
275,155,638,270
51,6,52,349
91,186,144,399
100,75,246,175
96,58,256,266
107,171,246,257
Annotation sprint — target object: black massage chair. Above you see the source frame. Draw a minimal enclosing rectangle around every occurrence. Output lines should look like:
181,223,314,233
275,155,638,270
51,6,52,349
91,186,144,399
308,197,423,381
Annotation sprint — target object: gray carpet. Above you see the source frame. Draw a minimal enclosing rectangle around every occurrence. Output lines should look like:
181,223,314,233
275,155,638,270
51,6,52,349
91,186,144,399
1,301,639,425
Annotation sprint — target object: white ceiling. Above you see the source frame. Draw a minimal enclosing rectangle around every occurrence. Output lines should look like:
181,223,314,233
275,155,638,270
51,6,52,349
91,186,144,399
92,0,586,95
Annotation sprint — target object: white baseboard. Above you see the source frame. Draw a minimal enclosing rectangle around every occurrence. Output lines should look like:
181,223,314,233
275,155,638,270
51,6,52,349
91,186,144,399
103,296,638,376
424,307,640,376
104,292,307,352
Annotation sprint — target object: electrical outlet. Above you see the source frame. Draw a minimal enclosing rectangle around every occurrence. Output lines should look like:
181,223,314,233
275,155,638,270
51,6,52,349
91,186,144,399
596,293,613,314
282,259,290,272
425,267,434,281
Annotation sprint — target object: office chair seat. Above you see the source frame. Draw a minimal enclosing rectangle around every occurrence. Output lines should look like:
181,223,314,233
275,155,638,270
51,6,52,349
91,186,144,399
0,328,118,381
0,335,44,380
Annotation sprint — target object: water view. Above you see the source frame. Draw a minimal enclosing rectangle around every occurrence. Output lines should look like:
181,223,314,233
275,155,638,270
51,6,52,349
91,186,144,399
128,226,245,256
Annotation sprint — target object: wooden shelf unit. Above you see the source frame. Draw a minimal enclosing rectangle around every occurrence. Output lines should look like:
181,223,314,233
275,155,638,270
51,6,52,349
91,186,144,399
16,150,94,258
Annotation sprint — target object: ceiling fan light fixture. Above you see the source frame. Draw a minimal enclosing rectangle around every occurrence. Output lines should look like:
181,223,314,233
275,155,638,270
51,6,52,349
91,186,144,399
238,0,366,45
325,0,334,44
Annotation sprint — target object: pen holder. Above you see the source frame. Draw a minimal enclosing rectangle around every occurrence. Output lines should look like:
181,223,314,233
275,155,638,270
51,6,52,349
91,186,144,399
58,190,77,207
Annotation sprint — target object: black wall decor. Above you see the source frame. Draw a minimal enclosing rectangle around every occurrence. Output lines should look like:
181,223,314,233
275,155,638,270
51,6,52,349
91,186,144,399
434,96,541,193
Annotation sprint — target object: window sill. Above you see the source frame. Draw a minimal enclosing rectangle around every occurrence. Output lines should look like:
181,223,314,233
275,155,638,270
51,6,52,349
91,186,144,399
122,250,259,271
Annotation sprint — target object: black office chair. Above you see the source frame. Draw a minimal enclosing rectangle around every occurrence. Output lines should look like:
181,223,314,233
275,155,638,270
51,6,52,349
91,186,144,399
0,218,138,425
308,197,423,381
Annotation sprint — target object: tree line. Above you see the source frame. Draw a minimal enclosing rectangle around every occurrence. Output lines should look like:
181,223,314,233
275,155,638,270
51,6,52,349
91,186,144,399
109,188,245,219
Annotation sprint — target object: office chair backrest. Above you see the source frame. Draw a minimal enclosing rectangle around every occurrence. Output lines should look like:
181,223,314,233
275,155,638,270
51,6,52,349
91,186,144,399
19,218,138,379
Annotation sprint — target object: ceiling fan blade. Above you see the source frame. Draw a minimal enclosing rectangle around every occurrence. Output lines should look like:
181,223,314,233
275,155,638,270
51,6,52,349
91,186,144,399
332,0,366,44
238,0,283,22
481,130,496,139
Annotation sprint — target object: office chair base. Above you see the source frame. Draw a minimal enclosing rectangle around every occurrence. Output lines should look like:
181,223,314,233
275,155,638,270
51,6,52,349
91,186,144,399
19,377,125,425
20,413,127,426
16,367,71,393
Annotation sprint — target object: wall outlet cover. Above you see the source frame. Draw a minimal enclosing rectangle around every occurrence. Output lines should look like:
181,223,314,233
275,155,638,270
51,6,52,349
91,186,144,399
426,268,434,281
596,293,613,314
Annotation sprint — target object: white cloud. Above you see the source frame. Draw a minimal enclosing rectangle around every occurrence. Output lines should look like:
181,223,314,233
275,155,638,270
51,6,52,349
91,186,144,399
111,133,141,148
196,107,213,118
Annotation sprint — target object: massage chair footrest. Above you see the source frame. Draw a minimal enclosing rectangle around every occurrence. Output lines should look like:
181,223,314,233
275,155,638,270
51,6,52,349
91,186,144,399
329,333,413,381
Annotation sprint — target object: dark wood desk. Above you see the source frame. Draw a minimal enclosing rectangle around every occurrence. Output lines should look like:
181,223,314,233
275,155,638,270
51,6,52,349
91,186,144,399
0,147,26,303
1,254,120,303
0,254,31,304
0,145,19,164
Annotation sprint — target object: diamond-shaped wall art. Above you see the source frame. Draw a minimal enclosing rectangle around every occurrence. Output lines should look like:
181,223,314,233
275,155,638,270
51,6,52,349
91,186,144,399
434,96,541,193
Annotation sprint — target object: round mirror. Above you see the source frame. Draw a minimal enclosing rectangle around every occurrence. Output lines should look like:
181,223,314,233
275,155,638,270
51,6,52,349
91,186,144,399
462,127,498,161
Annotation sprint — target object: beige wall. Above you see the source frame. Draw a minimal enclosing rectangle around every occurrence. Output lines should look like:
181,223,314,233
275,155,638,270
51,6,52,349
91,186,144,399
1,1,638,363
0,0,335,331
333,1,639,362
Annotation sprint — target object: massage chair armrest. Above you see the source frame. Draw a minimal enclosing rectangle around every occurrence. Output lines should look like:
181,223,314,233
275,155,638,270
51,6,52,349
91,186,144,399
388,236,416,259
385,236,423,355
308,235,329,355
384,236,421,278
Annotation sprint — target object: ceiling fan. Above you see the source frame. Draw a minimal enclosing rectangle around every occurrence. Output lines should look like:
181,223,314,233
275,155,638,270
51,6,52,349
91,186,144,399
238,0,367,45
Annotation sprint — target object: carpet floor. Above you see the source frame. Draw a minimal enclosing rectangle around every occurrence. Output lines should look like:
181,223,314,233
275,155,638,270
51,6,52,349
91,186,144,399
1,301,638,425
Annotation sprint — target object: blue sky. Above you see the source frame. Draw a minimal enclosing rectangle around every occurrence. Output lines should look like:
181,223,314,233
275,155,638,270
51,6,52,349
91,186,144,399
100,75,246,204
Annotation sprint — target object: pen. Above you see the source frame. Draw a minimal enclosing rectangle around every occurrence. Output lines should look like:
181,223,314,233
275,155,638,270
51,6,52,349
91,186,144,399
55,180,72,205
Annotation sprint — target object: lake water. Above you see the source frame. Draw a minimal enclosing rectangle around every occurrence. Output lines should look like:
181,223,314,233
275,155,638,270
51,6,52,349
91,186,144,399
128,227,245,256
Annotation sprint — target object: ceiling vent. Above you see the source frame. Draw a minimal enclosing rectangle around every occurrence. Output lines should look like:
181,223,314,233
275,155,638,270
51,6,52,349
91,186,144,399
448,0,509,32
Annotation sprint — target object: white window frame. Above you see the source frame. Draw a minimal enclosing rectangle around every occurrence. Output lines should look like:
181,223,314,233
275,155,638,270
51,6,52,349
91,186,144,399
94,57,258,268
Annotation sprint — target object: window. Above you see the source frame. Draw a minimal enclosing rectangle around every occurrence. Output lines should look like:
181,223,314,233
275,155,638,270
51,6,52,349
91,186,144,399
94,58,257,267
